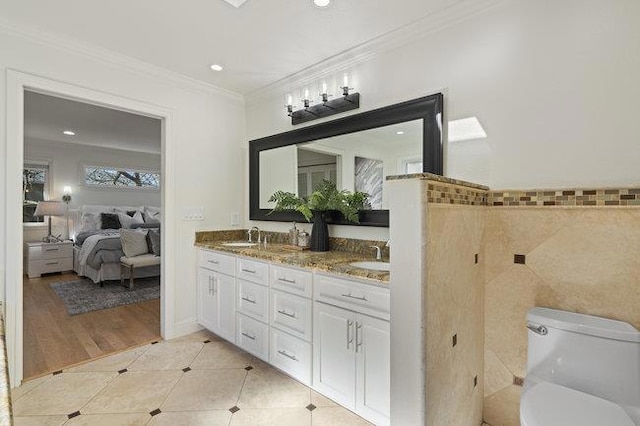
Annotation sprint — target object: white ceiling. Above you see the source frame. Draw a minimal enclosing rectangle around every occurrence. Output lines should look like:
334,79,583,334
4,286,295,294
0,0,464,94
24,91,162,154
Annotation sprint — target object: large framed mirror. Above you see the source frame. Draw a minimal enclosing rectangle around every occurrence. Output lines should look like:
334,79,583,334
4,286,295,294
249,93,443,227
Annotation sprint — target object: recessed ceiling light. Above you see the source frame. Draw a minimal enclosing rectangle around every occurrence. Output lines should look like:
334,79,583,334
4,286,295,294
210,64,223,72
63,130,75,136
312,0,332,8
396,131,405,135
448,117,487,142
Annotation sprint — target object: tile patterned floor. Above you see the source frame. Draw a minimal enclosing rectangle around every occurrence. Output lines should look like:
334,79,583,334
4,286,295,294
12,330,373,425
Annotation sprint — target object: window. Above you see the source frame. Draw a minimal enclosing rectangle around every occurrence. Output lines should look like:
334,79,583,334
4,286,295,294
23,163,49,223
83,165,160,189
403,160,423,174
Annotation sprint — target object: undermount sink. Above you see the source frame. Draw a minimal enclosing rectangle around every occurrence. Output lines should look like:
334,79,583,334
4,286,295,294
349,261,390,272
222,242,258,247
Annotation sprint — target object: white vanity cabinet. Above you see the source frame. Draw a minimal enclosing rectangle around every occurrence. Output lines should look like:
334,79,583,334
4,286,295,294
197,250,236,343
196,248,390,425
269,265,314,385
313,274,391,426
236,258,270,361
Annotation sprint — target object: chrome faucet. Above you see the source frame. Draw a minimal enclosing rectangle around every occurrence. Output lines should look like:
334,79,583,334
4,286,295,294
248,226,261,243
370,245,382,260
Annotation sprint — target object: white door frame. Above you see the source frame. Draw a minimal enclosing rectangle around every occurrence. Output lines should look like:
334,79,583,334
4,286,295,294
5,69,176,387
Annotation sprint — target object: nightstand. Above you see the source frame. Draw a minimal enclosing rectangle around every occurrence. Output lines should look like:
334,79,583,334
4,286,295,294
25,241,74,278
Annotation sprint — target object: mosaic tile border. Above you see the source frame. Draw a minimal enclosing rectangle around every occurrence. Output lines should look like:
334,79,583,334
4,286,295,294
426,181,488,206
387,172,490,191
487,188,640,207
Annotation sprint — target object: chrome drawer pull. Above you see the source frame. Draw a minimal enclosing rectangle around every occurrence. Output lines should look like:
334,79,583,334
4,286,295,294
527,323,548,336
277,309,296,318
45,262,59,265
241,268,257,274
44,248,59,251
346,320,354,349
241,296,257,304
278,277,297,284
341,293,368,301
241,332,256,341
207,260,219,264
277,350,298,361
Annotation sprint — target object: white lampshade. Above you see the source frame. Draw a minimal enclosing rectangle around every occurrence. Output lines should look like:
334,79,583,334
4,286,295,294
34,201,66,217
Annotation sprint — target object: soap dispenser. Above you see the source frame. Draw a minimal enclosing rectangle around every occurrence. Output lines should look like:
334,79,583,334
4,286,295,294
289,222,298,246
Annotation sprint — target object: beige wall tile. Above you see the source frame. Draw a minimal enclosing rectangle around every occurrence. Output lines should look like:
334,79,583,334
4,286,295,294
483,349,513,398
485,265,547,378
483,385,521,426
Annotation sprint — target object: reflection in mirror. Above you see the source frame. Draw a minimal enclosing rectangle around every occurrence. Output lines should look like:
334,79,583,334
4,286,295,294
259,119,422,211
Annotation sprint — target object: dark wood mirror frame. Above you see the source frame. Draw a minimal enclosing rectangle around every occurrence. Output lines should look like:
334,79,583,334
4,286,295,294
249,93,444,227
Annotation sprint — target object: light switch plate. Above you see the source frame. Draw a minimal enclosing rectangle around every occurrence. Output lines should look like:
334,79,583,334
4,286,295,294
231,212,240,226
182,207,205,221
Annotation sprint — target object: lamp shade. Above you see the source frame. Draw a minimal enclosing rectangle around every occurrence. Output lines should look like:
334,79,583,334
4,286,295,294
34,201,66,217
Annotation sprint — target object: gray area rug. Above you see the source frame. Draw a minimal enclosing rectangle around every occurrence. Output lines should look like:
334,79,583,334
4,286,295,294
50,276,160,316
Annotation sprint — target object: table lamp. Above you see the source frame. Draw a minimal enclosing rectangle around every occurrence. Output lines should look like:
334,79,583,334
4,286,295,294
34,201,66,243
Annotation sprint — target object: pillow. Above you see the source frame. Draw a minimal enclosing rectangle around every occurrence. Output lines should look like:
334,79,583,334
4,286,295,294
131,222,161,229
114,206,144,215
120,229,149,258
143,212,161,224
117,211,144,228
144,206,161,215
100,213,122,230
147,229,161,256
79,213,100,232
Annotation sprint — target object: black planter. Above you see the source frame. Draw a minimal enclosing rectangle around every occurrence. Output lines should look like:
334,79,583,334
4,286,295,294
310,210,330,252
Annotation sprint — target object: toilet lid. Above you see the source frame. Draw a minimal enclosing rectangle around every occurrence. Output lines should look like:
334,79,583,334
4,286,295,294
521,382,635,426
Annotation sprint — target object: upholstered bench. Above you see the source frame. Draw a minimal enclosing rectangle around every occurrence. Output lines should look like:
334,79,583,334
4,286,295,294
120,254,161,290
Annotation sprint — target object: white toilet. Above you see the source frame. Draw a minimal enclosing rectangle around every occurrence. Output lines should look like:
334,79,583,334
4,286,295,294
520,307,640,426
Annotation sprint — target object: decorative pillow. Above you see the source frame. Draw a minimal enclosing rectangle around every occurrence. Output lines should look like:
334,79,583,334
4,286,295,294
114,206,145,215
100,213,122,230
79,213,100,232
143,212,161,224
117,211,144,228
147,229,161,256
120,229,149,258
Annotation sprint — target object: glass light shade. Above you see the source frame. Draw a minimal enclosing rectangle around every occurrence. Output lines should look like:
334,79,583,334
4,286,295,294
63,186,72,195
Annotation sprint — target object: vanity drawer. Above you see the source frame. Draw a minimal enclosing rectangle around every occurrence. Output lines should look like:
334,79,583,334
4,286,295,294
271,290,312,342
314,274,390,321
270,328,311,386
237,313,269,361
271,265,312,298
237,279,269,323
199,250,235,276
236,258,269,286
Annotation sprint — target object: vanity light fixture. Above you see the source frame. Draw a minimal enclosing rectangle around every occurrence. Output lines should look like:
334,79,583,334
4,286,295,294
286,73,360,125
62,130,75,136
62,186,72,204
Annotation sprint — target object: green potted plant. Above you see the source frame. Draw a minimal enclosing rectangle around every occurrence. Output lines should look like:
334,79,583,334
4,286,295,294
268,180,369,251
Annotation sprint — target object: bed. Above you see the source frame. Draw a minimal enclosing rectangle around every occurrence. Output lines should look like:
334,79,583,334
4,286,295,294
70,205,161,284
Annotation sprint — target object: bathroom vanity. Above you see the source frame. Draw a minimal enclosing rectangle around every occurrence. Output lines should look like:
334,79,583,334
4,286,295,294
195,240,390,426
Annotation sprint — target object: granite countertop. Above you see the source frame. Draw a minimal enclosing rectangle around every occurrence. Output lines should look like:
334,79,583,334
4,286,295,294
195,241,390,284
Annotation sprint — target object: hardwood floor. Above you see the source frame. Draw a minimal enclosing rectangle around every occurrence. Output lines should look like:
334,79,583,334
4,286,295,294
23,272,161,380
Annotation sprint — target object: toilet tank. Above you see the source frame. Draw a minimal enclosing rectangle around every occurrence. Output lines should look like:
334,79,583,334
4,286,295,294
526,307,640,407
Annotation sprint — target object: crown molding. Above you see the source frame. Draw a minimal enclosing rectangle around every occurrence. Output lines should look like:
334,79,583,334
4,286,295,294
0,17,244,102
246,0,505,102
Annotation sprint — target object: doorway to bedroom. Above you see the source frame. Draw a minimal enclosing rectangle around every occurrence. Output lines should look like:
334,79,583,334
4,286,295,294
22,91,163,380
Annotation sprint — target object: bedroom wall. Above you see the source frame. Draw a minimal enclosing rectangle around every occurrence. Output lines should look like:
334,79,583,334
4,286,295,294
23,138,162,242
245,0,640,241
0,24,246,341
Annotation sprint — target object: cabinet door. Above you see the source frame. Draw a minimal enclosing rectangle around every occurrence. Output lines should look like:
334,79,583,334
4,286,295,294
214,272,236,343
355,313,390,425
198,268,218,332
313,302,357,410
